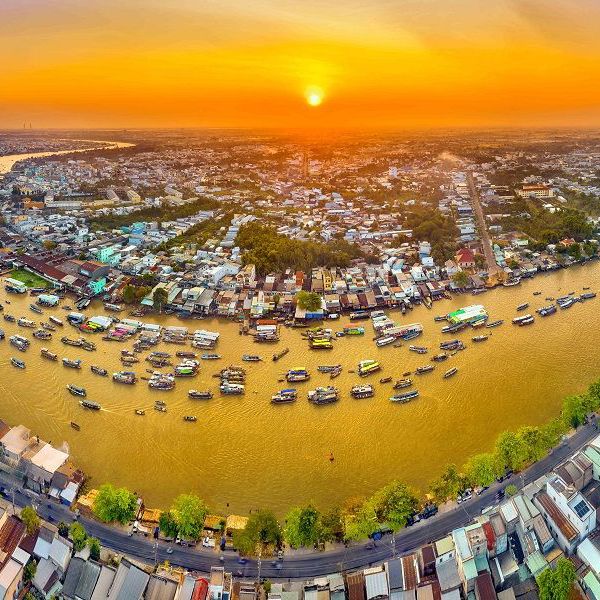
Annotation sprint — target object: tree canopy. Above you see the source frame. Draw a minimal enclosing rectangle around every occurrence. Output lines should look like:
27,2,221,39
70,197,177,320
70,522,88,551
20,506,40,535
297,291,322,312
284,505,322,548
234,510,282,555
93,484,137,524
465,453,499,488
170,494,208,540
369,480,419,531
537,558,576,600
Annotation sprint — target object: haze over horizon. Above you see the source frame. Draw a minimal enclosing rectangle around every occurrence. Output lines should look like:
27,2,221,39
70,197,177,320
2,0,600,129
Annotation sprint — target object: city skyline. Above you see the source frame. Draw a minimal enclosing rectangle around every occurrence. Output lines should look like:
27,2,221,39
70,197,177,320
2,0,600,129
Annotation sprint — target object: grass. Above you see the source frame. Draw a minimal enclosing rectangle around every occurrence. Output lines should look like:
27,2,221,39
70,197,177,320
9,268,51,289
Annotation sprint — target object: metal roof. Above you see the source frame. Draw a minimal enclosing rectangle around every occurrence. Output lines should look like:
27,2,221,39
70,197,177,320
365,571,389,600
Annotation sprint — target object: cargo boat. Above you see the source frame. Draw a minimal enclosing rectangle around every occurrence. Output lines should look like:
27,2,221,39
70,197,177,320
62,358,82,369
10,335,29,351
390,390,419,403
357,360,381,377
40,348,58,361
351,384,374,399
308,386,339,405
188,390,213,399
537,305,557,317
271,389,297,404
17,318,36,328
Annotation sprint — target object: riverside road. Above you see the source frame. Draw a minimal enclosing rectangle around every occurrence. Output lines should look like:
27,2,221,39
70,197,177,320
1,420,598,580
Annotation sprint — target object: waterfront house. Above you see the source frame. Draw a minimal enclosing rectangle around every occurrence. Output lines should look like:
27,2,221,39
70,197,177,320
0,425,33,468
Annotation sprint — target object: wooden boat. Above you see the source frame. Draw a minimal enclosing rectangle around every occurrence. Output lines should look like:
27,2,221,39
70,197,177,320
393,378,412,389
11,357,25,369
67,384,86,397
135,409,146,416
70,422,81,430
91,365,108,376
444,367,458,379
183,415,198,422
379,376,392,384
390,390,419,403
79,400,101,410
272,347,289,361
188,390,213,399
62,358,82,369
40,348,58,361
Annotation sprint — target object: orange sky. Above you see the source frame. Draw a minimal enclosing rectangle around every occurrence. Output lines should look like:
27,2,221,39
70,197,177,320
1,0,600,129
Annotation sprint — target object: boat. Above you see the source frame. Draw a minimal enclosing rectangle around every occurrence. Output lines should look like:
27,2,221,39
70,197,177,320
67,384,86,397
242,355,262,362
512,314,534,325
516,303,529,311
416,365,435,374
272,347,289,361
375,335,396,347
286,368,310,382
134,409,146,416
188,390,213,399
148,374,175,390
309,338,334,350
503,278,521,287
486,320,504,328
390,390,419,403
581,292,596,300
349,311,369,321
176,351,197,358
79,400,101,410
308,386,339,404
70,422,80,430
112,371,137,384
432,353,448,362
537,305,557,317
41,322,56,331
33,329,51,340
183,416,198,422
62,358,82,369
409,345,428,354
10,357,25,369
441,322,466,334
271,389,297,404
557,297,576,309
434,315,447,322
49,316,63,326
351,384,374,399
9,335,29,351
81,340,96,352
220,382,245,395
61,336,83,347
154,404,167,413
317,365,341,373
17,318,36,328
329,366,342,379
3,314,15,322
471,335,488,342
343,326,365,335
40,348,58,361
201,353,221,360
29,304,43,315
379,376,392,383
444,367,458,378
393,378,412,389
91,365,108,376
0,328,3,340
439,339,465,351
357,360,381,377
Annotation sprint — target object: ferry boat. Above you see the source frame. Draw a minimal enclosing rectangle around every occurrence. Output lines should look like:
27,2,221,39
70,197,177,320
393,378,412,389
91,365,108,376
67,384,86,397
432,353,448,362
486,320,504,328
416,365,435,375
11,357,25,369
29,304,43,315
516,303,529,311
272,347,289,361
286,368,310,382
17,318,36,328
512,314,534,325
183,416,198,422
9,335,29,351
271,389,297,404
49,316,63,326
375,335,396,347
220,382,245,395
537,305,557,317
308,386,339,405
62,355,82,369
351,384,374,399
409,345,428,354
188,390,213,399
33,329,51,340
134,409,146,416
201,353,221,360
242,355,262,362
40,348,58,361
444,367,458,379
390,390,419,403
79,400,101,410
343,326,365,335
112,371,137,384
357,360,381,377
471,335,488,342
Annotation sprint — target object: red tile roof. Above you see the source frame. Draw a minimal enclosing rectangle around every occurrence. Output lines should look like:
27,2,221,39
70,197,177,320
536,491,578,541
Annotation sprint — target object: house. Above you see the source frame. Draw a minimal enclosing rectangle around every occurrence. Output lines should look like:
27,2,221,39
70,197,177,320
455,248,475,269
0,558,22,600
107,558,149,600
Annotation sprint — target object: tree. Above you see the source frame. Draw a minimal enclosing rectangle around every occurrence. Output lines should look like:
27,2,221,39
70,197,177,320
495,431,528,472
369,481,419,531
20,506,40,534
122,285,136,304
42,240,57,250
429,464,466,503
158,511,179,538
562,394,589,428
93,483,137,524
320,506,345,543
171,494,208,540
70,522,88,552
234,510,282,556
517,426,551,463
284,505,322,548
505,484,518,497
343,500,378,541
153,287,168,312
88,537,101,561
465,453,499,488
537,558,576,600
297,291,322,312
23,561,36,583
57,521,70,538
451,271,470,288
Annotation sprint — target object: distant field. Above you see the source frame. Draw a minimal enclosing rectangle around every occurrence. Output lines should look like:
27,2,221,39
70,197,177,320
9,268,51,288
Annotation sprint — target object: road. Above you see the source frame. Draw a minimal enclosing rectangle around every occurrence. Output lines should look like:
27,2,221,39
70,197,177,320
467,172,502,278
1,421,598,580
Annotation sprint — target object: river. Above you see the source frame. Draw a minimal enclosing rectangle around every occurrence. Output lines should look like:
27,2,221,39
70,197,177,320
0,264,599,514
0,139,134,175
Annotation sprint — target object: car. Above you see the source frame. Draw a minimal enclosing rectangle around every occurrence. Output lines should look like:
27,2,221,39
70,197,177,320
420,504,438,519
277,550,283,560
476,486,489,496
166,547,173,554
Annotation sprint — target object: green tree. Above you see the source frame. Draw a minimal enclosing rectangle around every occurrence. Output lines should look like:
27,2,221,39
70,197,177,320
152,287,168,312
122,285,136,304
284,505,322,548
158,511,179,538
343,500,378,541
93,483,137,524
495,431,528,472
297,291,322,312
369,481,419,531
171,494,208,540
23,561,36,583
465,453,499,487
537,558,576,600
88,537,101,561
320,506,345,543
517,426,551,463
505,484,518,497
562,394,588,428
429,464,466,503
57,521,70,538
451,271,470,288
70,522,88,552
234,510,282,556
20,506,40,534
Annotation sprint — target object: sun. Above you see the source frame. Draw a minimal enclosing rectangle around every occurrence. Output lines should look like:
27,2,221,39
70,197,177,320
305,87,324,107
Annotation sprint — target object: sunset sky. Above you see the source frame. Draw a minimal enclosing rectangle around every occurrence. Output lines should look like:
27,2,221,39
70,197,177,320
2,0,600,129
